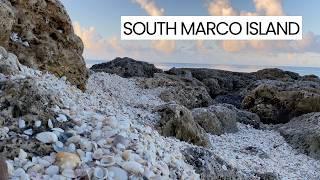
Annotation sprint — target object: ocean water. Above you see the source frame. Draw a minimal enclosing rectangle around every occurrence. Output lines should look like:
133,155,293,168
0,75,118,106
86,60,320,77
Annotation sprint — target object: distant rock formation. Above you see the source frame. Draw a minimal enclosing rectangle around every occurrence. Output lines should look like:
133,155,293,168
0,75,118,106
0,0,88,90
90,57,163,78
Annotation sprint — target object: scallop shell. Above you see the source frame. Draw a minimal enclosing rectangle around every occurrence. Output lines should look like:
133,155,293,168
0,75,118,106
0,159,9,180
98,156,115,167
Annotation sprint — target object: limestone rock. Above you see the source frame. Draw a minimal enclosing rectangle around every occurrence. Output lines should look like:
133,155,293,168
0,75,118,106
156,104,210,147
182,147,247,179
91,57,162,78
0,0,88,90
0,0,14,47
139,73,213,109
242,80,320,124
192,108,223,135
278,113,320,160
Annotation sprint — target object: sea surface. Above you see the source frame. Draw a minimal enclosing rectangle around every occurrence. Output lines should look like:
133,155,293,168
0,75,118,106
86,60,320,77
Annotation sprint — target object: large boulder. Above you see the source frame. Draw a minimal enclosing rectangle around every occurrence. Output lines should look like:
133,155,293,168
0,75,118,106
242,80,320,124
138,73,213,109
156,104,210,147
278,113,320,160
90,57,163,78
0,0,88,90
0,0,14,47
254,68,300,81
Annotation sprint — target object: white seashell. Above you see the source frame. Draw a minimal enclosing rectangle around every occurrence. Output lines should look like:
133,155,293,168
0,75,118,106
62,168,76,178
23,129,33,135
22,161,34,171
108,166,128,180
91,130,102,140
68,143,76,152
53,141,64,152
51,128,64,133
27,164,44,174
45,165,59,176
6,160,14,176
36,132,58,144
121,161,144,174
112,135,129,148
93,167,106,179
56,114,68,122
19,149,28,159
98,156,115,167
48,119,54,129
67,135,81,144
38,159,51,167
84,152,93,162
14,168,26,177
18,119,26,129
93,149,104,160
35,120,42,128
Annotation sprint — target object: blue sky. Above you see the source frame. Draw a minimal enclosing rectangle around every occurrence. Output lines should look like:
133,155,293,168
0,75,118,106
61,0,320,67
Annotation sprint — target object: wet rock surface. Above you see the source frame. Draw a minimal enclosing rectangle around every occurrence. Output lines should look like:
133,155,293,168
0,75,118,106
0,0,88,90
90,57,163,78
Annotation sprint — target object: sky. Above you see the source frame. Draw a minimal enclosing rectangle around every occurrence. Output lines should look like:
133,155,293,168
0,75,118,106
60,0,320,67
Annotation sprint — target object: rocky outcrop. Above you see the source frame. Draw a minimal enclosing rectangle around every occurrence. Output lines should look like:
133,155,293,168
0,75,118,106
0,0,88,90
156,104,210,147
278,113,320,160
0,0,14,47
242,80,320,124
91,57,163,78
138,73,213,109
182,147,247,179
253,68,300,81
167,68,256,108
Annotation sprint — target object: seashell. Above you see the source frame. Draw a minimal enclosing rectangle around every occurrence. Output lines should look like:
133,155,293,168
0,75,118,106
62,168,76,178
18,149,28,159
45,165,59,176
51,128,64,133
23,129,33,135
121,161,144,174
80,139,93,152
68,143,76,152
93,149,104,160
35,120,42,128
14,168,26,177
38,159,51,167
122,150,132,161
53,141,64,152
67,135,81,144
0,159,9,180
23,161,34,171
56,114,68,122
56,152,81,170
93,167,107,179
36,132,58,144
98,156,115,167
48,119,54,129
27,164,44,174
84,152,93,163
18,119,26,129
108,166,128,180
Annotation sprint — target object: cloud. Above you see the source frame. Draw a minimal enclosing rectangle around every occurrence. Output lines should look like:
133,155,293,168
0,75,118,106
132,0,175,53
133,0,164,16
207,0,320,54
73,22,123,59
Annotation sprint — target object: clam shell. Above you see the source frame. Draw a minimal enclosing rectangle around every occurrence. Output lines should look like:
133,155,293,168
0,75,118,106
93,167,108,179
121,161,144,174
98,156,115,167
36,132,58,144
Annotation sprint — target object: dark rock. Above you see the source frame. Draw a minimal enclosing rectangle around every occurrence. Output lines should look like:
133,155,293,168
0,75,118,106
138,73,213,109
91,57,162,78
208,104,238,133
156,104,210,147
192,108,223,135
242,80,320,124
182,147,247,179
278,113,320,160
253,68,300,81
0,0,88,90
